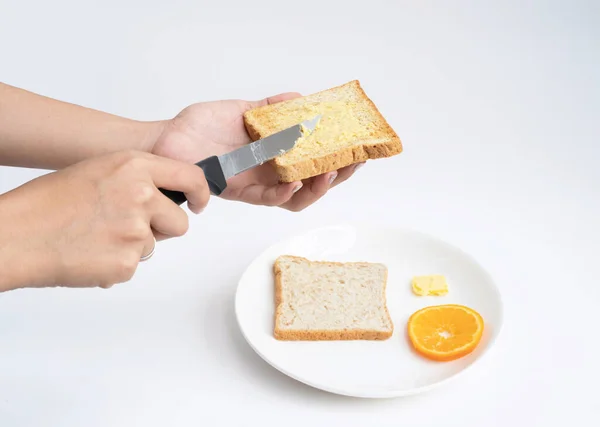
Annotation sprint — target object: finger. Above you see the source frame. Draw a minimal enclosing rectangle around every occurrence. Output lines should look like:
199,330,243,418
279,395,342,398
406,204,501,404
140,235,156,258
149,188,190,238
246,92,303,110
152,230,171,242
265,92,302,105
330,162,365,188
234,181,303,206
282,171,337,212
145,155,210,213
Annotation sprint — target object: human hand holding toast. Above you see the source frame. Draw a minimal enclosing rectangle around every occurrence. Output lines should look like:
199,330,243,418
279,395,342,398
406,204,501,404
151,93,364,212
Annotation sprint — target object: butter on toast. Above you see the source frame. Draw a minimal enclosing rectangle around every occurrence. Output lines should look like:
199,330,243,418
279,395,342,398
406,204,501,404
243,80,402,182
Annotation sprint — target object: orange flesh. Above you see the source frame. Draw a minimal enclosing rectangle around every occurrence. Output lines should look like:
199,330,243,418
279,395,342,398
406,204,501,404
407,304,484,362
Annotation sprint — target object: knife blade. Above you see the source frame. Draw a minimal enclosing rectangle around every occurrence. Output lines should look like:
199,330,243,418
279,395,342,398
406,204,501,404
159,115,321,205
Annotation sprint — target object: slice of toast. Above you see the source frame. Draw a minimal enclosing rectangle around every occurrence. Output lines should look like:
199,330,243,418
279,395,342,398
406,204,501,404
273,255,394,341
243,80,403,182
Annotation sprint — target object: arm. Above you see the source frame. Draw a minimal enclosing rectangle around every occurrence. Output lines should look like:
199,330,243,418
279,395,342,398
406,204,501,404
0,83,165,170
0,84,360,214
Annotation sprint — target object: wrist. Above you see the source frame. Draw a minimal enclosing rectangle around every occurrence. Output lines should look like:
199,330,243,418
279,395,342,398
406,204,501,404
0,190,56,291
139,119,168,154
0,200,25,291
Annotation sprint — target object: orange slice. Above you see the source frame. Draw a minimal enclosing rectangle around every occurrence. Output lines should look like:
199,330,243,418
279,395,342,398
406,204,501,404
407,304,484,362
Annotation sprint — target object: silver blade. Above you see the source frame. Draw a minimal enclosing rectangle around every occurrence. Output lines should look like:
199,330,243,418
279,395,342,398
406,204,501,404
217,115,321,179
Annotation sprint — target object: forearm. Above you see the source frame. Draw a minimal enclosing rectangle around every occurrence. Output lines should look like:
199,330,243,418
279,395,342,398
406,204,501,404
0,83,165,170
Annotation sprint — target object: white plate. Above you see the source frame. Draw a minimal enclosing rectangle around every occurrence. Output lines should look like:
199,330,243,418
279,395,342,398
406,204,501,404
234,223,503,398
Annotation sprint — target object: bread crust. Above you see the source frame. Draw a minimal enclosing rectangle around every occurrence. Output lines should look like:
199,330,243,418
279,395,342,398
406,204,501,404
273,255,394,341
272,137,402,183
244,80,403,183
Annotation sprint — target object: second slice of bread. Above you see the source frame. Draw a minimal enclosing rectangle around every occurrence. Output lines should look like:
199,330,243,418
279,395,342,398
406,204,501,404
273,255,394,341
244,80,402,182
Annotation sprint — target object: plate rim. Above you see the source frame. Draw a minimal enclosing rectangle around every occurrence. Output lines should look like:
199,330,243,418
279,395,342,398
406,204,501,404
234,221,505,398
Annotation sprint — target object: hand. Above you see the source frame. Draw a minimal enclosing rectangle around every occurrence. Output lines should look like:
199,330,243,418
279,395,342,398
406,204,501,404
151,93,364,211
0,150,210,290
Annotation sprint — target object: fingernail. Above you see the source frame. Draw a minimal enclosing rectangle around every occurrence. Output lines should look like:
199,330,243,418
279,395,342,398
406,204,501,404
189,203,204,214
354,162,365,171
328,172,338,185
293,183,303,193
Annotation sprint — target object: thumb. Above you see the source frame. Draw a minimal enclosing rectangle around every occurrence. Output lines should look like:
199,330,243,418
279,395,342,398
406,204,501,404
246,92,302,110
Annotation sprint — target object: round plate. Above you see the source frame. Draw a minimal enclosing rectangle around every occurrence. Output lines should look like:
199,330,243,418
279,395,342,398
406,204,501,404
234,223,503,398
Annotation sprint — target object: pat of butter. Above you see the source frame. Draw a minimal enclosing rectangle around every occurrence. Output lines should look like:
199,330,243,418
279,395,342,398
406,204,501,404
411,275,448,296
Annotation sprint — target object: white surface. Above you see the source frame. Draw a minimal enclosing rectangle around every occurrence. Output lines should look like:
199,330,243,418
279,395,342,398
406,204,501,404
0,0,598,426
235,223,503,398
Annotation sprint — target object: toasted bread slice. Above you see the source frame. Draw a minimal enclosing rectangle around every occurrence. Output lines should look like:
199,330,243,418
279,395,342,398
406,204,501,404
273,255,394,341
243,80,402,182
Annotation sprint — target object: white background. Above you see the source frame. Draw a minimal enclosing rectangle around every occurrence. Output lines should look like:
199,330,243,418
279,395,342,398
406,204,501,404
0,0,598,426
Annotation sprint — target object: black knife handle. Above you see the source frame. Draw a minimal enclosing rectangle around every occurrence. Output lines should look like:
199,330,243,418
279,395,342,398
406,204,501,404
159,156,227,205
